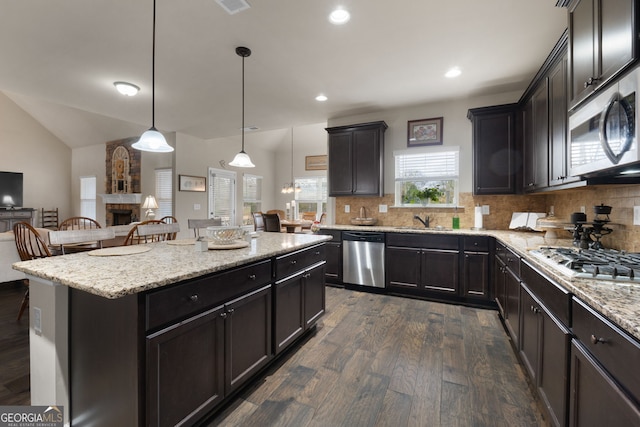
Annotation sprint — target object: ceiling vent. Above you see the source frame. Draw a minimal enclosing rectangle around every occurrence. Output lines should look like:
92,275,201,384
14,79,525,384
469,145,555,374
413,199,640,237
215,0,251,15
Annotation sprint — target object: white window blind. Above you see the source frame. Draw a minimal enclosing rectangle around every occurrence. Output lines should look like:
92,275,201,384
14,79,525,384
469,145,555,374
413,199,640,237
395,149,459,180
80,176,96,220
155,168,172,218
243,174,262,225
209,169,236,225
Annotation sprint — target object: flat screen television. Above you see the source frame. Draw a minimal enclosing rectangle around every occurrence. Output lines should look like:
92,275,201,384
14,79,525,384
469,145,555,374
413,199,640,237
0,171,24,208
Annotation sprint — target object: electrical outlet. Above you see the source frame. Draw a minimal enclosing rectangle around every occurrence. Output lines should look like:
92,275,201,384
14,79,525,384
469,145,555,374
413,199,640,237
33,306,42,336
379,204,388,213
193,203,201,210
580,206,586,213
481,205,490,215
345,205,350,213
634,206,640,225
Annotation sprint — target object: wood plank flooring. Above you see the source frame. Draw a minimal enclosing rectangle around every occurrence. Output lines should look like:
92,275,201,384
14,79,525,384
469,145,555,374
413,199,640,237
0,282,549,426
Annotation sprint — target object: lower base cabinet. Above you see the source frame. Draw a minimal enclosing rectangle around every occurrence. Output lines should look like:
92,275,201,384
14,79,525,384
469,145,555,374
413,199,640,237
147,285,272,427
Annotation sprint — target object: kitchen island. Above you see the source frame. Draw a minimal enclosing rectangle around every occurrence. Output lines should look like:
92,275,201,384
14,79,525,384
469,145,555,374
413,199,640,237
12,232,331,427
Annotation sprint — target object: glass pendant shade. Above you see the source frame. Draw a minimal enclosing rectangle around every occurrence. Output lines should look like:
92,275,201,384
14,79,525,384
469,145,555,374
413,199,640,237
132,127,174,152
229,150,255,168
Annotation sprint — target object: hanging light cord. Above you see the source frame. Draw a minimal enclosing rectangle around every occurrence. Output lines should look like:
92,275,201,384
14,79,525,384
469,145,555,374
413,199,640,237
241,52,245,152
291,128,294,184
151,0,157,130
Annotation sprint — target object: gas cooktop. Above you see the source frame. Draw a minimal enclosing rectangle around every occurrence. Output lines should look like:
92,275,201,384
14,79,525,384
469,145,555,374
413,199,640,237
528,246,640,283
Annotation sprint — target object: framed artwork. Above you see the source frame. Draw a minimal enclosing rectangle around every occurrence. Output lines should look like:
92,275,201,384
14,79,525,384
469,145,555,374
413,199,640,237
305,155,328,171
179,175,206,192
407,117,443,147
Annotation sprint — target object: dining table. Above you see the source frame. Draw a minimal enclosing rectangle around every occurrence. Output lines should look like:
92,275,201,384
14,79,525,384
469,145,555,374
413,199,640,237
280,220,313,233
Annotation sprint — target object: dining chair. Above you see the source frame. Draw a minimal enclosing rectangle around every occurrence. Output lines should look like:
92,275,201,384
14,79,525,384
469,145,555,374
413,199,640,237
266,209,285,220
59,216,102,230
124,220,180,245
188,218,223,238
263,213,282,232
301,211,317,221
13,222,53,321
159,216,179,239
40,207,59,229
252,212,265,232
48,228,116,254
319,212,327,224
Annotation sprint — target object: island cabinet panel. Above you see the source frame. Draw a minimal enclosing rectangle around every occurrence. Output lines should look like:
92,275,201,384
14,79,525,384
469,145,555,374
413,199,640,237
421,249,459,295
326,121,387,197
274,244,327,354
494,241,521,345
146,305,226,427
461,236,492,300
319,229,342,284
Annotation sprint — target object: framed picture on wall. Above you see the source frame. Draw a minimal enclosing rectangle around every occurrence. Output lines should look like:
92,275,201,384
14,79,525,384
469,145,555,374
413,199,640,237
179,175,206,192
305,155,328,170
407,117,443,147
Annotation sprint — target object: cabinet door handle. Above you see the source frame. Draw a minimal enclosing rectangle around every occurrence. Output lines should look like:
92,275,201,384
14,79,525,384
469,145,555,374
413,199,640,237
220,312,227,319
530,305,540,314
228,308,235,315
248,274,256,280
584,77,600,88
303,273,311,278
189,294,199,302
590,334,607,345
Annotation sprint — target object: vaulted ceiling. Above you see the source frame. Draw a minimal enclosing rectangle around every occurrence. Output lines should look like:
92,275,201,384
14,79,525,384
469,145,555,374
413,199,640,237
0,0,567,149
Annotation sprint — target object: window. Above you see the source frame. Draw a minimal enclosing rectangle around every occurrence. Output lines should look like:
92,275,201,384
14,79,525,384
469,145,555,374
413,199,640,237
394,146,459,207
242,174,262,225
80,176,96,219
209,168,236,225
294,176,327,220
155,168,173,219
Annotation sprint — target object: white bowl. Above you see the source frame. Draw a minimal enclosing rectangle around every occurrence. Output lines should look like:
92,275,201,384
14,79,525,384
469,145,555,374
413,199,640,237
206,226,245,244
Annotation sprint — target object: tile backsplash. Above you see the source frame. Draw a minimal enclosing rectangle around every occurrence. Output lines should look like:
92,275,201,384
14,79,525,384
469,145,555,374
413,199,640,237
334,184,640,251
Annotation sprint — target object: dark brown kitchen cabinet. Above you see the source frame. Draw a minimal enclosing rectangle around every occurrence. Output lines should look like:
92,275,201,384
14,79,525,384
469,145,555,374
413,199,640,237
462,236,491,300
326,121,387,196
319,229,342,285
146,285,272,426
523,81,549,191
421,249,459,296
468,104,520,195
568,0,637,109
494,242,521,344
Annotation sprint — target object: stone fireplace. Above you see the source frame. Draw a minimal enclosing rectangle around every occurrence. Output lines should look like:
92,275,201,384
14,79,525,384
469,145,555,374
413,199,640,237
103,138,142,226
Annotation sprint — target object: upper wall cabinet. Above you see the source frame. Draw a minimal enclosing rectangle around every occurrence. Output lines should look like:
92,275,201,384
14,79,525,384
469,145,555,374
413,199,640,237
326,121,387,197
468,104,521,195
568,0,637,109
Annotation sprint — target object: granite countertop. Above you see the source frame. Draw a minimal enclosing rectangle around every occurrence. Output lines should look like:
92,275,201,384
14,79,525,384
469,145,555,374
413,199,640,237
12,233,332,299
323,224,640,342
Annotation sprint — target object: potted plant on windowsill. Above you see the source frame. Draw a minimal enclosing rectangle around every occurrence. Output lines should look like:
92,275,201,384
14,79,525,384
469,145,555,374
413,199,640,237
401,184,444,205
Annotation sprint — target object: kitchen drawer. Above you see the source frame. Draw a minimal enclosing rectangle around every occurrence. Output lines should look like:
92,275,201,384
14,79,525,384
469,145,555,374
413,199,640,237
572,297,640,404
496,242,520,275
275,244,325,280
146,259,272,331
463,235,490,252
386,233,459,250
521,260,570,326
318,229,341,241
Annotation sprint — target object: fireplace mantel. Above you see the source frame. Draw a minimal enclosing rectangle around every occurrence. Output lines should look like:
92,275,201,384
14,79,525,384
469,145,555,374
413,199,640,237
99,194,142,204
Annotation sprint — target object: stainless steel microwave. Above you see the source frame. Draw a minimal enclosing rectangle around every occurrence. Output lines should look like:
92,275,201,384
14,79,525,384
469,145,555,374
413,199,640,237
569,67,638,178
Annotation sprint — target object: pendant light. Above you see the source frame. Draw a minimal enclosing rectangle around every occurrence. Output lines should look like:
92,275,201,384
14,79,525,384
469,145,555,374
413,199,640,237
281,127,301,193
132,0,174,153
229,46,255,168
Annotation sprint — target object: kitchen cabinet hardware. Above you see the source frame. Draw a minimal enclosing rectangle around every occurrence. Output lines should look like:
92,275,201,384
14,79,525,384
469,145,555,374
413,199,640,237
590,334,607,345
583,76,600,88
220,312,227,318
189,294,199,302
248,274,256,280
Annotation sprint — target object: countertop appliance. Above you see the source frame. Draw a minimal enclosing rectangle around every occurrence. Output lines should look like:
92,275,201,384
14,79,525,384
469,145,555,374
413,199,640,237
569,66,638,178
529,246,640,283
342,231,385,288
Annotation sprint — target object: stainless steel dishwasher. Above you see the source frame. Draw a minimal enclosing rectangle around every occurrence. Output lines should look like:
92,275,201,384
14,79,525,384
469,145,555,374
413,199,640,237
342,231,385,288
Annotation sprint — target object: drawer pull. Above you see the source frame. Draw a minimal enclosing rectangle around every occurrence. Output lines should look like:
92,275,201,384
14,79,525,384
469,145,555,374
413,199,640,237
590,334,607,345
189,294,199,302
315,251,320,255
290,260,297,265
228,308,235,314
248,274,256,280
220,312,227,319
531,305,540,314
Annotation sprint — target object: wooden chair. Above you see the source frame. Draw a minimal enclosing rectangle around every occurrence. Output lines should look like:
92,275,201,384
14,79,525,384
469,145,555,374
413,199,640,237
263,213,282,232
13,222,53,321
252,212,265,232
188,218,222,238
319,212,327,224
159,216,179,239
48,228,116,254
41,208,59,229
59,216,102,230
124,220,180,245
266,209,285,220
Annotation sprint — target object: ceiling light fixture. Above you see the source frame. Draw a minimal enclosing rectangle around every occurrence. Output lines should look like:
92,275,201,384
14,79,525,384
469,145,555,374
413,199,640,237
229,46,256,168
282,128,301,194
113,81,140,96
445,67,462,78
315,94,328,102
132,0,174,153
329,8,350,25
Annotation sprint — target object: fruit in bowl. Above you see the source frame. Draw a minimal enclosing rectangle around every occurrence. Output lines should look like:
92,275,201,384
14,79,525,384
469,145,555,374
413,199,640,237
206,226,245,244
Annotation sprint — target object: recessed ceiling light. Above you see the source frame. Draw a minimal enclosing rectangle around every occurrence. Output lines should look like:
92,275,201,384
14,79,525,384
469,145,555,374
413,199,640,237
315,94,328,102
329,8,350,25
114,81,140,96
445,67,461,78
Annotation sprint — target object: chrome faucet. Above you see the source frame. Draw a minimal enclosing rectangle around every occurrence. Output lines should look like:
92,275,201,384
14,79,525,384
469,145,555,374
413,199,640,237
414,215,430,228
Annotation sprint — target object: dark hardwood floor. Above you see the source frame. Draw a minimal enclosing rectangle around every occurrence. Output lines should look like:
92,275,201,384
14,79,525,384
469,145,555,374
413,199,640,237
0,282,548,426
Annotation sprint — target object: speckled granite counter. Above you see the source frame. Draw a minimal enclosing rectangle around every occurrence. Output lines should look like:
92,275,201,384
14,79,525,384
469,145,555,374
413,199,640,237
12,232,331,299
322,225,640,342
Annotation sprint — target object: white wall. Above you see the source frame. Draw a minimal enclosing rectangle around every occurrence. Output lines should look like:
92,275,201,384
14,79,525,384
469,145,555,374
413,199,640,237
0,92,72,225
